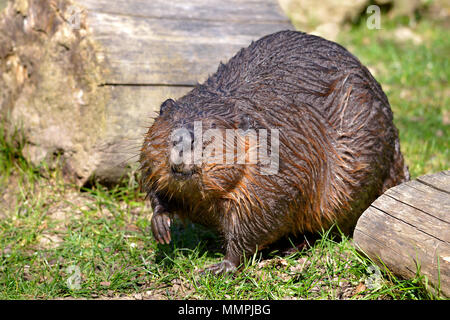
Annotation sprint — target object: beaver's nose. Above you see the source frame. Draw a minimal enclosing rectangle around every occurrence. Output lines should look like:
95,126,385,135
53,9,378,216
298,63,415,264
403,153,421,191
171,163,187,175
170,163,198,179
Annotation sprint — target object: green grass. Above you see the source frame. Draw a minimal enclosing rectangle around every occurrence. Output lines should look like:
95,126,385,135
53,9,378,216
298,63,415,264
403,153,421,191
0,14,448,300
0,177,435,300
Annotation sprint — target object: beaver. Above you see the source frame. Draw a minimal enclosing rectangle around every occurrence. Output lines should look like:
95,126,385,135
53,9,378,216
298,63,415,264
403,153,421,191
139,30,409,274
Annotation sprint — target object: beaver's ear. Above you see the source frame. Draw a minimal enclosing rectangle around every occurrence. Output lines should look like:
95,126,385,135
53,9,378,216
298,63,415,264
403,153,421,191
160,99,177,116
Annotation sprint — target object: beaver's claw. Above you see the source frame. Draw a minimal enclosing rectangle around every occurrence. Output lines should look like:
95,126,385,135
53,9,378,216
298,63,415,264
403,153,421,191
200,259,237,275
151,212,171,244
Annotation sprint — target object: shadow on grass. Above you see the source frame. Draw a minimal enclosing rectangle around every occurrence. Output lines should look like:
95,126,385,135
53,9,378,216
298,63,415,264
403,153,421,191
153,222,326,274
153,219,343,270
154,219,222,268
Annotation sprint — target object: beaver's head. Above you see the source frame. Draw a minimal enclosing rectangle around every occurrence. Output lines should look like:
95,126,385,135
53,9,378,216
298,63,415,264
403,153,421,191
139,98,262,202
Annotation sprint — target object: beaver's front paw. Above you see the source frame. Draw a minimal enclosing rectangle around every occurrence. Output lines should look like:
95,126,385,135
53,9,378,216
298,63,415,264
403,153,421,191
200,259,237,275
151,212,171,244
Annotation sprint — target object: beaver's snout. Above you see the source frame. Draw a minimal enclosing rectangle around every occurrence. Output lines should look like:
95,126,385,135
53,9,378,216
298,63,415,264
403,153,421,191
170,162,198,179
169,125,199,180
169,124,196,176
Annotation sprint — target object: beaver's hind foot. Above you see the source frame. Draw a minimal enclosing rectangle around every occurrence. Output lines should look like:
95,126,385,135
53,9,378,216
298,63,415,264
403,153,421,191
200,259,237,275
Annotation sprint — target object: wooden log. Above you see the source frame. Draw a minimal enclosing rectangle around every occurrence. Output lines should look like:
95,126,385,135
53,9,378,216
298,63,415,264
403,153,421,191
353,170,450,297
0,0,293,184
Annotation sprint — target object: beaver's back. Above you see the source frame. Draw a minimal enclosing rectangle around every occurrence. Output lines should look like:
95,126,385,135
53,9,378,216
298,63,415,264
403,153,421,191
187,30,389,116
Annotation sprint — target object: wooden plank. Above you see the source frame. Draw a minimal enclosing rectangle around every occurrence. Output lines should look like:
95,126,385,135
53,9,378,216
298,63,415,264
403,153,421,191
354,217,443,274
384,180,450,223
353,171,450,297
89,12,289,44
416,170,450,194
353,225,450,285
370,195,449,242
94,84,192,162
94,39,248,85
358,205,448,261
78,0,290,22
88,12,292,85
354,205,450,297
102,85,192,138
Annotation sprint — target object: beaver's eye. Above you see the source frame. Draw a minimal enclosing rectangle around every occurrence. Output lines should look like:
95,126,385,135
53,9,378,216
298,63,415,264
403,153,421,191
238,114,255,132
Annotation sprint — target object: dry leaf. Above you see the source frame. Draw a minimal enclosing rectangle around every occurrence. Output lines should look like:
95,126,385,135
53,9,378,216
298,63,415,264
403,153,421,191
353,282,367,296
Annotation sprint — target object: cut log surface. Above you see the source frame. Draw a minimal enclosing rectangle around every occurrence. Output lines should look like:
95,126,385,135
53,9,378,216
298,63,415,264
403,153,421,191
353,170,450,297
82,0,292,85
0,0,293,184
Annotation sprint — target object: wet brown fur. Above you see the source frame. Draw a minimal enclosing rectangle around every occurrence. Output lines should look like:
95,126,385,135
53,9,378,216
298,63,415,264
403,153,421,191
140,31,409,271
